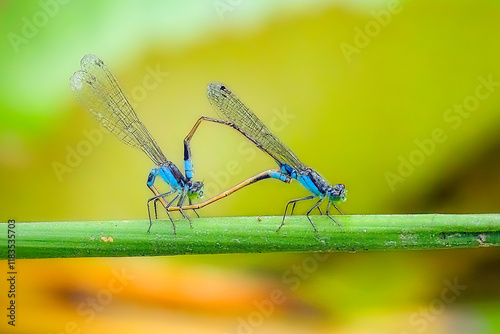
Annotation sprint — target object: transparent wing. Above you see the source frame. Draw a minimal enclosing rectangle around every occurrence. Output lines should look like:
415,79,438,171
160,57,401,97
207,82,304,170
69,54,167,165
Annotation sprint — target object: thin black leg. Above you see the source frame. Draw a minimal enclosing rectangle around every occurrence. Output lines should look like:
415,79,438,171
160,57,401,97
176,189,192,227
325,201,344,231
164,194,181,234
333,204,344,215
276,195,315,232
317,206,323,215
147,190,174,233
305,198,325,233
189,198,200,218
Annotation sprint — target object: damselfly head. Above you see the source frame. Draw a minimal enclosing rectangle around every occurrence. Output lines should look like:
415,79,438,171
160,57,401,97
188,181,204,199
328,184,347,204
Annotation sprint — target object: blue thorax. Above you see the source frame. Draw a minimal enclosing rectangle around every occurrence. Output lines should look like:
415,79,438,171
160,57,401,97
147,163,186,191
278,163,325,198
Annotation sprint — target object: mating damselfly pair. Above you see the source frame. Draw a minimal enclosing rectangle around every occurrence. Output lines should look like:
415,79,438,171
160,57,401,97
70,54,346,234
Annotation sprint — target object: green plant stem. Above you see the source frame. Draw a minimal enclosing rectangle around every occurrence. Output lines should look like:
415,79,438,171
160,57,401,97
1,214,499,259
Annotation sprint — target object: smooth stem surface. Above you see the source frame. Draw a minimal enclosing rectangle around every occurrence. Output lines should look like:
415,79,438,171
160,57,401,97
0,214,499,259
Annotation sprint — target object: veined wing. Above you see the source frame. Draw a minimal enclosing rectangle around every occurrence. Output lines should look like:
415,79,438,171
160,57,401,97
69,54,167,166
207,82,304,171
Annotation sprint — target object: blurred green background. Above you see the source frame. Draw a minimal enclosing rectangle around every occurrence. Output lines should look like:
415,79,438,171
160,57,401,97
1,0,500,333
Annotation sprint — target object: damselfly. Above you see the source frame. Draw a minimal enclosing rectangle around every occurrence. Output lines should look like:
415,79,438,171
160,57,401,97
172,82,347,232
69,54,203,234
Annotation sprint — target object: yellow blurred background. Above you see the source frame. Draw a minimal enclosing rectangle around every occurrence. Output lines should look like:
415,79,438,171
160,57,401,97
1,0,499,333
